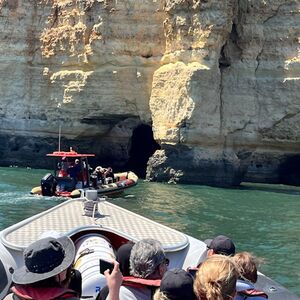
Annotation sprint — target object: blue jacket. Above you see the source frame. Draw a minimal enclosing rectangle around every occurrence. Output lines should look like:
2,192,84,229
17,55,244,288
235,279,268,300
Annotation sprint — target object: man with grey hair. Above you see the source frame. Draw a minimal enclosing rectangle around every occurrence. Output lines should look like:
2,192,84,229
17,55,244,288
130,238,167,279
107,238,168,300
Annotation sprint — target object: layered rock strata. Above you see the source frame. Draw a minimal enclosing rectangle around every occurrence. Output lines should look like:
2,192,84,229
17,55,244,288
0,0,299,185
148,0,300,185
0,0,165,169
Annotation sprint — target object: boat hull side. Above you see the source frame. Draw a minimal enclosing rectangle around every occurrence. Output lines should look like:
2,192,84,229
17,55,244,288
0,243,20,299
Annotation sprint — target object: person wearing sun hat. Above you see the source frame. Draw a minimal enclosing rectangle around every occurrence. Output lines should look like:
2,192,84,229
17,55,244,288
4,236,80,300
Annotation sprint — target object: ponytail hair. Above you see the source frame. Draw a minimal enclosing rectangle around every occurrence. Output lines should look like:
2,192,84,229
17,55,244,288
193,255,239,300
153,290,170,300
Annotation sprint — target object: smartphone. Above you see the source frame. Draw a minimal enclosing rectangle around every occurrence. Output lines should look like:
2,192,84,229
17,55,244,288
99,259,114,274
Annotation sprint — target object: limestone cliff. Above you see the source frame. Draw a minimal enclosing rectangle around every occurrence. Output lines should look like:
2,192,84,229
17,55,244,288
148,0,300,185
0,0,165,171
0,0,299,186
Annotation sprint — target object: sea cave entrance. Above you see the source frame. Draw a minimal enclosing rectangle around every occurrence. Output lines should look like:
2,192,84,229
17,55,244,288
127,124,160,179
279,155,300,186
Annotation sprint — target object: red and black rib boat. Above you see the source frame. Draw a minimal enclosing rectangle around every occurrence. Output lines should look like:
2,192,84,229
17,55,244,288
31,149,138,198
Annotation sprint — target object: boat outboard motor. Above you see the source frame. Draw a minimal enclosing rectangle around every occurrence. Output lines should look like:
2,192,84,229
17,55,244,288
41,173,56,196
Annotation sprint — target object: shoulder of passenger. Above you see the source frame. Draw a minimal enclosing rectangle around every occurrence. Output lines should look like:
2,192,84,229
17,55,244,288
3,293,18,300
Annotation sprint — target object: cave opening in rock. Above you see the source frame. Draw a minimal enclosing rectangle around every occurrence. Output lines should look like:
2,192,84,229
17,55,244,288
127,124,160,179
279,155,300,186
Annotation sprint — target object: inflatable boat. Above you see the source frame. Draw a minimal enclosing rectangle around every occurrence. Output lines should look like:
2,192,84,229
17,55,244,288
30,149,138,198
0,194,299,300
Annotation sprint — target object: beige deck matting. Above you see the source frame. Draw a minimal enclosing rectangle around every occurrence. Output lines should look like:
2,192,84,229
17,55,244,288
2,199,188,252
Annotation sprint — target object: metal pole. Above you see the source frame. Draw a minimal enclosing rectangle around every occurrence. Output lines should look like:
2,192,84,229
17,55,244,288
58,125,61,152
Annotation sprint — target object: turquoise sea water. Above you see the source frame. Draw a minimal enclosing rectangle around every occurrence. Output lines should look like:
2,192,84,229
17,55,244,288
0,167,299,296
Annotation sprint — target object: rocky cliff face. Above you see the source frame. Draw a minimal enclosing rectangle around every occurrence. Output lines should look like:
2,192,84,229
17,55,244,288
0,0,299,186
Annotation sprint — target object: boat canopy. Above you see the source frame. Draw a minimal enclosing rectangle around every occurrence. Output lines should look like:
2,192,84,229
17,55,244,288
46,151,95,158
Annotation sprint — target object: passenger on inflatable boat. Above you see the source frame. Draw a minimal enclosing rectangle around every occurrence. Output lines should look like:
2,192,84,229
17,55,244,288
194,255,239,300
93,166,106,185
4,236,82,300
58,157,68,177
234,252,268,300
106,238,168,300
153,268,196,300
67,159,81,184
104,167,115,184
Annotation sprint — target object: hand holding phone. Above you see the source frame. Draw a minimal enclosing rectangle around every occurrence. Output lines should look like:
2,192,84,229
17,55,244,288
104,261,123,300
99,259,114,274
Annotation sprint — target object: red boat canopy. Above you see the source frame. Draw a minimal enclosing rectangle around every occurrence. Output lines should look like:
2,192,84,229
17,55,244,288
47,150,95,158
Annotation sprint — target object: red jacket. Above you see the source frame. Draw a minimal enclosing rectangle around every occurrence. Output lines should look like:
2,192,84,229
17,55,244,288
122,276,161,288
7,285,79,300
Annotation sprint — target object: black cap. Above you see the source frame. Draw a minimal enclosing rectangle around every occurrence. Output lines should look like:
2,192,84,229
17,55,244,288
116,242,134,276
205,235,235,256
160,268,195,300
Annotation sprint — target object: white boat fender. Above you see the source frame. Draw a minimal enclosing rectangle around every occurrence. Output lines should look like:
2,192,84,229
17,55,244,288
73,234,116,299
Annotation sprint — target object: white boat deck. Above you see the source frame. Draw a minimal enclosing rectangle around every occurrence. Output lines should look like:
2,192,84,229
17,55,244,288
0,199,299,300
1,199,189,252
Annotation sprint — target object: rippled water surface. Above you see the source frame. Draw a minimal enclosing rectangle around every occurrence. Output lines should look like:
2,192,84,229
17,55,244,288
0,167,299,296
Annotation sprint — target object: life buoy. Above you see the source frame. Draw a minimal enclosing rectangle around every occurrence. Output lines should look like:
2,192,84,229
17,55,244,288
71,189,81,198
31,186,42,195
